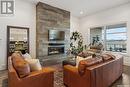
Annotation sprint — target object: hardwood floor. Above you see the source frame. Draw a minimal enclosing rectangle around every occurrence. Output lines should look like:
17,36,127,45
111,65,130,87
0,70,7,87
0,65,130,87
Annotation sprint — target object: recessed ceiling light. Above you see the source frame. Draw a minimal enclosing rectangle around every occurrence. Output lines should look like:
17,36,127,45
80,11,83,14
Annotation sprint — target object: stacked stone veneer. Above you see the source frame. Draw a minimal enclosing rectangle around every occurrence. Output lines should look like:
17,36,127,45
36,2,70,59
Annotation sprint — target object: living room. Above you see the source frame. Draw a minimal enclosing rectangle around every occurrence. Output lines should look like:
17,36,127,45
0,0,130,87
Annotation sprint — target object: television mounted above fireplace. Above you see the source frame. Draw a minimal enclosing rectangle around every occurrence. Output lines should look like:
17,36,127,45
48,30,65,41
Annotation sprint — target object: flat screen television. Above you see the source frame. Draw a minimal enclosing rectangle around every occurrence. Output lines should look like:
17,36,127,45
48,30,65,41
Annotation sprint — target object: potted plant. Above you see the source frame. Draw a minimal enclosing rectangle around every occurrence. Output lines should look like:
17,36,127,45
69,31,86,57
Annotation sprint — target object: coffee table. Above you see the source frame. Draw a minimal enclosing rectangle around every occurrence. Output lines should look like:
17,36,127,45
62,57,76,66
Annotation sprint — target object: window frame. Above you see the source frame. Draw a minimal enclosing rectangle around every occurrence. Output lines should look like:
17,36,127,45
89,23,127,54
104,23,127,53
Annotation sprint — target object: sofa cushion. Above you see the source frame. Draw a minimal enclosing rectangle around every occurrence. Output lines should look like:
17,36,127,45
25,59,42,71
101,53,116,61
12,53,30,78
90,43,103,50
90,46,99,49
87,49,101,53
78,57,103,75
78,51,92,58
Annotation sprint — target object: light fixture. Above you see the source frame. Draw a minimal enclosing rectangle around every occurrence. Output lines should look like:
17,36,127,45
80,11,83,15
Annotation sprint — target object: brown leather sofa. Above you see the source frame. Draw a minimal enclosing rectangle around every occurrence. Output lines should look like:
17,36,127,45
8,56,55,87
63,56,123,87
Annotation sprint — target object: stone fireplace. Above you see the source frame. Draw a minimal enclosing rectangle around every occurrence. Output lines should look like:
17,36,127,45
36,2,70,62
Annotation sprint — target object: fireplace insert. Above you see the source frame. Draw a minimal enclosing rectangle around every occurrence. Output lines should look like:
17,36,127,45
48,46,64,55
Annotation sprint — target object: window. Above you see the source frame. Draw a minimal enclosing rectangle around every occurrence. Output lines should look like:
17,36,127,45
106,24,127,53
90,23,127,53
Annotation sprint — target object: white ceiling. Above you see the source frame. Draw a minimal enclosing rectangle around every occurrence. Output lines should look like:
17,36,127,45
29,0,130,18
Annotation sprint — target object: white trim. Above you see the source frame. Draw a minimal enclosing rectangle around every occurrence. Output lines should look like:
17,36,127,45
0,65,6,70
124,62,130,66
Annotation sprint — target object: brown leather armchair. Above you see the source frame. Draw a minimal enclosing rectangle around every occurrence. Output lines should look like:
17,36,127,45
8,56,55,87
63,56,123,87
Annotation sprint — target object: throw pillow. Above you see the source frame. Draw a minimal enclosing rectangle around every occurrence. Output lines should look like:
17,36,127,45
12,53,30,78
76,56,92,68
101,53,116,61
25,59,42,71
78,51,92,58
22,53,32,59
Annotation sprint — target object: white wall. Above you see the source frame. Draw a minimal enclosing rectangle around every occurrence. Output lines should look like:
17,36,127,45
0,0,80,70
79,3,130,66
0,0,36,70
70,16,80,32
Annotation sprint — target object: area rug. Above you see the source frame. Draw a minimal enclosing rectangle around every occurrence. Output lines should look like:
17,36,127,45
54,71,65,87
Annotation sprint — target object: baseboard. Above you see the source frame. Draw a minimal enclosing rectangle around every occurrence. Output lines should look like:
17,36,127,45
0,64,6,70
123,56,130,66
124,62,130,66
